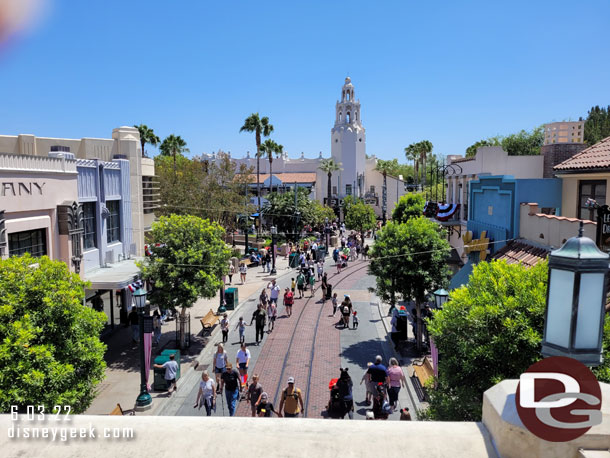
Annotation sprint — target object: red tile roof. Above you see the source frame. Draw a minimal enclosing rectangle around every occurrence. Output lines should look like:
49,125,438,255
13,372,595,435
491,240,550,268
554,136,610,171
244,173,317,184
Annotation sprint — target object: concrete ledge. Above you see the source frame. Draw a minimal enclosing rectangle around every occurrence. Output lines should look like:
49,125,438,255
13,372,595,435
0,415,497,457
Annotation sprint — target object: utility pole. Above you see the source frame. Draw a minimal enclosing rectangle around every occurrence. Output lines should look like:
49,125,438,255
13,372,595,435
244,182,249,255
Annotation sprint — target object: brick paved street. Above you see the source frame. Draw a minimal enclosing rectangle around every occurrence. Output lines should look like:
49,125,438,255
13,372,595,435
161,253,417,420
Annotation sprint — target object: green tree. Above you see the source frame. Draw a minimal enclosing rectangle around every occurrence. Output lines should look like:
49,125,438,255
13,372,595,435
310,201,337,228
465,138,500,157
138,214,231,313
375,159,394,224
259,139,284,194
262,188,315,238
369,218,450,349
392,193,425,223
134,124,160,157
160,134,190,176
404,140,433,186
345,200,377,242
584,105,610,145
240,113,274,225
501,126,544,156
0,255,106,413
318,158,342,204
425,260,548,421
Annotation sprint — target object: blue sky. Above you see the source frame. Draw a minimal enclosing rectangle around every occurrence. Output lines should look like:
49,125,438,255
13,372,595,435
1,0,608,161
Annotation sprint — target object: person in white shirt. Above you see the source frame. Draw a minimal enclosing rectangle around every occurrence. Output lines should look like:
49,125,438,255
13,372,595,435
236,343,251,390
193,370,216,416
267,279,281,305
213,343,229,389
239,262,247,284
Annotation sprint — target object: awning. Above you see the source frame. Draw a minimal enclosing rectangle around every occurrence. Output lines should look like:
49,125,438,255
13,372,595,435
84,258,142,290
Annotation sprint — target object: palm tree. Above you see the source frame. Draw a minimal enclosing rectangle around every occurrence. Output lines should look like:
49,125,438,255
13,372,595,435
240,114,274,228
404,144,420,184
159,134,190,177
259,139,284,194
318,158,341,206
405,140,433,186
375,160,393,224
134,124,160,157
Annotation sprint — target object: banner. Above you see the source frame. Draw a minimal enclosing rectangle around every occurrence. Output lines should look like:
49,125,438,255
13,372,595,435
143,332,153,391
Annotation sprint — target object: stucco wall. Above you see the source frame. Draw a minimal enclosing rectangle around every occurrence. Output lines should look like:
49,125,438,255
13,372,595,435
558,173,610,219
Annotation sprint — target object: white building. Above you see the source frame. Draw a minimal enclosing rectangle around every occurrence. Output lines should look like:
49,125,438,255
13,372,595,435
202,77,407,219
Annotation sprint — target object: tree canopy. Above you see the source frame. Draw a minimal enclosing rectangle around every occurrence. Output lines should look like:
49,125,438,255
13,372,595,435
345,200,377,239
0,255,106,413
465,126,543,157
392,193,425,223
138,214,231,312
584,105,610,145
134,124,160,157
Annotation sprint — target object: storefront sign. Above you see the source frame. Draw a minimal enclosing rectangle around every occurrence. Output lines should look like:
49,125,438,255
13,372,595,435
596,205,610,252
1,181,45,197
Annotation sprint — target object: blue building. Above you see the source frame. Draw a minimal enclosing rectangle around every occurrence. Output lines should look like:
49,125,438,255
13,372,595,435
77,158,139,330
450,175,562,289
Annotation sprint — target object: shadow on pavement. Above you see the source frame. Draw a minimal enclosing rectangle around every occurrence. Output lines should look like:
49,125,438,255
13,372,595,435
342,337,386,370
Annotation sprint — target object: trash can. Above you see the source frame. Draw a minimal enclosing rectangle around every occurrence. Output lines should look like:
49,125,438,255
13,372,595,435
153,350,181,391
289,252,299,268
396,307,409,341
225,287,238,310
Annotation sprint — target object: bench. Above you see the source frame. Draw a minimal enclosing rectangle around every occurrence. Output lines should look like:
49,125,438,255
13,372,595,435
410,357,434,402
109,403,134,416
200,309,220,334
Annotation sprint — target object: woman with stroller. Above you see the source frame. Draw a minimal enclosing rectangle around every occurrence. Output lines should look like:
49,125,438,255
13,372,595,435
327,368,354,419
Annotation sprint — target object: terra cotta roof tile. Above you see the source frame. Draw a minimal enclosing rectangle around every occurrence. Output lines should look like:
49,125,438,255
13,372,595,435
554,136,610,171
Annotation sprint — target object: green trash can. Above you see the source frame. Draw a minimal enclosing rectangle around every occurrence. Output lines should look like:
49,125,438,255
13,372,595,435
225,287,238,310
289,252,299,268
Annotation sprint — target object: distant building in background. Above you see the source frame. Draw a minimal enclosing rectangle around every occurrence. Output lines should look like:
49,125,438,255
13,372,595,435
200,77,407,219
541,121,587,178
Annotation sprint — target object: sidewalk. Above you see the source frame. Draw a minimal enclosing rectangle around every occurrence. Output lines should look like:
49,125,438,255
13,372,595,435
85,255,297,415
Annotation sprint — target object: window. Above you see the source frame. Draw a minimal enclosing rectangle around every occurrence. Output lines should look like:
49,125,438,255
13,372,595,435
370,185,376,194
107,200,121,244
9,229,47,257
579,180,606,221
346,184,352,196
332,186,337,196
83,202,97,250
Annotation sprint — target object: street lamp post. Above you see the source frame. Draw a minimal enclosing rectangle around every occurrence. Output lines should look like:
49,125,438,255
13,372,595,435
433,288,449,309
541,223,609,366
270,225,277,275
133,287,153,410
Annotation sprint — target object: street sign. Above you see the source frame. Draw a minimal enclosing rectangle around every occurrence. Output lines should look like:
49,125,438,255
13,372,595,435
143,316,154,334
596,205,610,252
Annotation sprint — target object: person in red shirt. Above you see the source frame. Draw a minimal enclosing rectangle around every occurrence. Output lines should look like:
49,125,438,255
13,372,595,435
283,287,294,317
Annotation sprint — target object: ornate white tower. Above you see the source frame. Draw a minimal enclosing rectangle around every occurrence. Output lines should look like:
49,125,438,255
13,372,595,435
331,77,366,198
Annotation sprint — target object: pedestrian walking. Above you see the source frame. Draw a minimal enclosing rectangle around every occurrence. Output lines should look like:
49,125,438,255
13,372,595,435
267,279,281,305
256,392,279,417
228,262,235,284
152,310,162,346
296,271,305,299
367,355,390,395
247,374,263,417
333,368,354,419
153,353,178,394
250,304,267,345
291,277,296,293
265,251,271,273
213,343,229,390
128,308,139,343
360,362,376,405
259,289,268,307
340,295,352,328
235,317,247,344
387,358,408,412
317,261,324,281
220,362,241,416
261,251,267,272
352,311,359,329
283,287,294,317
309,273,315,297
267,300,277,332
239,262,247,284
194,370,216,416
236,343,251,388
220,313,229,343
278,377,304,417
331,293,338,316
321,273,328,304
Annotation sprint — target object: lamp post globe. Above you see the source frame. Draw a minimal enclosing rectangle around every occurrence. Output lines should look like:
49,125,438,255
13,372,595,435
270,225,277,275
541,223,609,366
133,287,153,410
433,288,449,309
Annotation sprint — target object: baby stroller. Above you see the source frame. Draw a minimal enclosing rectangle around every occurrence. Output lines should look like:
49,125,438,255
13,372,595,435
326,377,352,419
339,254,348,268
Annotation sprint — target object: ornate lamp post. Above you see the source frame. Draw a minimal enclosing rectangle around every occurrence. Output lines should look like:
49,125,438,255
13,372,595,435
133,287,153,410
270,225,277,275
433,288,449,309
541,223,609,366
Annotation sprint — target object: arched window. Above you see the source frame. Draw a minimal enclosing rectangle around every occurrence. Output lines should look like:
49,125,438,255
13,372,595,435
339,111,342,122
346,91,350,101
347,112,351,123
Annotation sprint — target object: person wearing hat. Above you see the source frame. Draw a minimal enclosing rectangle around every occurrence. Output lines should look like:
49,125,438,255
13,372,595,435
340,295,352,329
278,377,304,417
255,392,279,417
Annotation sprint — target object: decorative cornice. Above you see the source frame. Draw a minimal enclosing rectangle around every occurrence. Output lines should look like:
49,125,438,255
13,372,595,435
0,154,77,174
